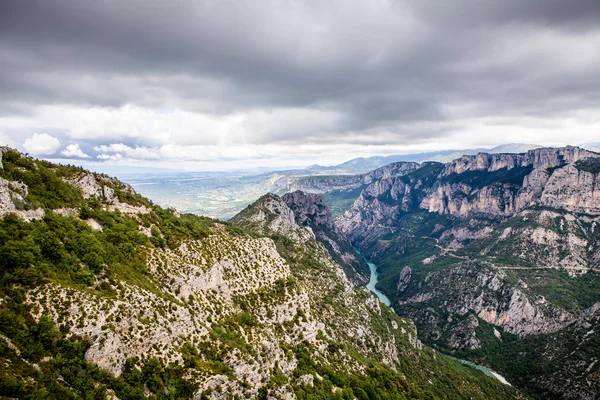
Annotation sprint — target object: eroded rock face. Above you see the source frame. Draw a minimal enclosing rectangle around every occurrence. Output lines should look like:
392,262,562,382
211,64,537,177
284,162,420,194
400,262,575,349
0,146,9,169
515,168,550,210
66,172,150,215
442,146,597,176
420,147,600,218
540,164,600,214
282,191,333,230
0,176,44,221
420,183,520,217
338,146,600,243
85,332,126,377
231,193,315,242
396,267,411,292
336,174,419,243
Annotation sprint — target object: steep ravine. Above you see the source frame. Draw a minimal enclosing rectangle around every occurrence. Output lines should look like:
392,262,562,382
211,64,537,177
357,252,391,306
362,254,512,387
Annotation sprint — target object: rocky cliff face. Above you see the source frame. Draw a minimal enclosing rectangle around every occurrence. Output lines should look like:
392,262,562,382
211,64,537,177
282,191,369,284
337,162,444,242
280,161,420,194
398,261,576,348
339,147,600,240
230,193,315,243
540,163,600,214
441,146,596,175
419,146,600,218
282,191,334,229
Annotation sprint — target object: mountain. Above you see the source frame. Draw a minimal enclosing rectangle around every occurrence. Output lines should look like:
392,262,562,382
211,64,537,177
0,147,520,399
119,143,541,220
332,145,600,399
270,144,544,218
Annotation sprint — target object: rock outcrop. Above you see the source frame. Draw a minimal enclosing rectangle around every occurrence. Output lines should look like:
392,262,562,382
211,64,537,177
0,176,44,221
282,191,370,284
540,164,600,214
441,146,596,176
230,193,315,242
66,171,150,215
282,162,420,194
338,146,600,242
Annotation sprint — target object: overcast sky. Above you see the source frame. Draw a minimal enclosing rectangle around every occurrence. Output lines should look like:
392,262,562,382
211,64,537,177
2,0,600,170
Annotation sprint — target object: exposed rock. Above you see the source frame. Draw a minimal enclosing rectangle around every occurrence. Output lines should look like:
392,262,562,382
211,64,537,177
442,146,597,176
231,193,314,242
282,191,369,284
0,146,9,169
85,218,103,231
85,332,126,377
398,262,576,349
540,164,600,214
0,176,44,221
295,374,314,386
66,171,150,215
338,146,600,246
284,162,420,194
66,172,107,200
282,191,334,230
396,267,411,292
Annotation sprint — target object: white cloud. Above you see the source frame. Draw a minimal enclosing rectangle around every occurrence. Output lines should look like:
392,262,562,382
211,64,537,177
97,153,123,161
61,143,91,158
22,133,61,155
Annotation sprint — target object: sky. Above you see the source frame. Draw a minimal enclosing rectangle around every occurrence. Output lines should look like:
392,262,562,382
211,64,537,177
2,0,600,171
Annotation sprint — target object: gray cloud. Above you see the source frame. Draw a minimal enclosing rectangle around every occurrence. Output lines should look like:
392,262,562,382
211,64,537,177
1,0,600,160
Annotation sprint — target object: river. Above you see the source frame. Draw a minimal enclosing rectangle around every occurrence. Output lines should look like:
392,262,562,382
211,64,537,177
365,260,391,306
362,254,510,386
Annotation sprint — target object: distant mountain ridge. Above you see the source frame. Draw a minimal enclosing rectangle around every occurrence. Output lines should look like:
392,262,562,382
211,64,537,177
107,143,542,219
304,143,543,174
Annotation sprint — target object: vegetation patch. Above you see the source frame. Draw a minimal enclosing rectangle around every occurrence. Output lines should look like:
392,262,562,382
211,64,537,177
574,157,600,174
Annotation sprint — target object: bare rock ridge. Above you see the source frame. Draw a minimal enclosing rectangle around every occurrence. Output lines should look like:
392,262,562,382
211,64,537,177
421,145,600,217
230,192,315,243
338,146,600,241
233,191,370,284
275,161,420,194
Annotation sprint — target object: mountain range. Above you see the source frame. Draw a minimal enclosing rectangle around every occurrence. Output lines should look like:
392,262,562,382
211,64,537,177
121,143,544,220
0,146,521,399
2,144,600,399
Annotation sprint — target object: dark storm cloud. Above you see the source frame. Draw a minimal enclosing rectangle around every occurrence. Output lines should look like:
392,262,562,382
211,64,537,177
1,0,600,147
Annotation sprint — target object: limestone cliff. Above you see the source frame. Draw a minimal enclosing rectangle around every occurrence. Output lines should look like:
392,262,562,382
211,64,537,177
338,146,600,241
280,161,420,194
282,191,370,284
